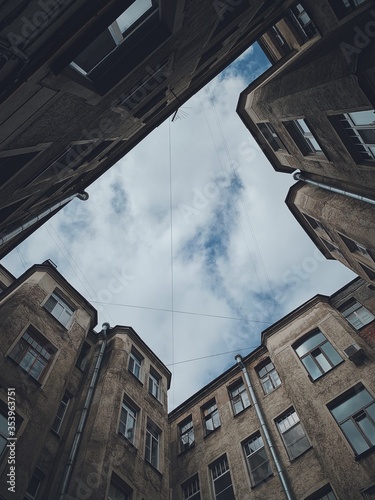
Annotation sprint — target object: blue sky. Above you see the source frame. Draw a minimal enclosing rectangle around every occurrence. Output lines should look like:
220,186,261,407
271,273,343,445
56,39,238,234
0,44,355,409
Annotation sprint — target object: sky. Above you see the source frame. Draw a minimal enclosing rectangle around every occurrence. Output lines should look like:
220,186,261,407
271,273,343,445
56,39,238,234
0,43,355,410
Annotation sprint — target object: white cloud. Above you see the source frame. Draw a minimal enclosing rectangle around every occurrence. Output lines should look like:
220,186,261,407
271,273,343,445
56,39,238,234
1,48,355,411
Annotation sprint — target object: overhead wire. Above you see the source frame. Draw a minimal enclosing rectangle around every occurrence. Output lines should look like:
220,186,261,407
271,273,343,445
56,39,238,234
166,345,258,366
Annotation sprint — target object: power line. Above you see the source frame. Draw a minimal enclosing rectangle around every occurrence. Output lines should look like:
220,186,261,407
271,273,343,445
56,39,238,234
89,300,272,324
166,345,258,366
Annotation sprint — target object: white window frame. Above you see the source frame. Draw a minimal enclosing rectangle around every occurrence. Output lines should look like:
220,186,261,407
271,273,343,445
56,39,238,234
202,400,221,435
335,110,375,161
119,400,137,444
179,416,195,453
287,118,323,154
149,369,161,400
229,380,250,415
209,455,235,500
128,349,143,381
145,421,160,469
243,433,272,486
52,393,70,434
257,360,281,394
276,409,310,460
44,291,74,328
340,300,375,329
181,474,201,500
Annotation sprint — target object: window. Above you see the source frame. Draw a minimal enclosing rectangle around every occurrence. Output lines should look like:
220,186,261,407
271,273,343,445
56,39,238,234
202,399,221,435
276,409,310,459
24,468,44,500
329,384,375,456
287,4,317,40
339,233,374,261
333,111,375,161
363,485,375,499
294,330,343,380
340,300,375,329
285,119,323,155
145,421,160,468
303,214,332,239
257,360,281,394
181,474,201,500
9,329,55,382
322,239,344,258
305,484,337,500
243,433,272,486
179,416,195,452
52,393,70,434
229,380,250,415
258,122,286,151
72,0,155,75
359,263,375,281
108,473,132,500
119,399,137,444
149,368,161,400
44,291,74,328
329,0,367,20
209,455,235,500
128,349,143,381
76,342,91,371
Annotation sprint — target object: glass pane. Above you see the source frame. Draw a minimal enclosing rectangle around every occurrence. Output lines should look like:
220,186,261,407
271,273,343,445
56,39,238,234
30,359,45,380
341,420,369,454
288,435,310,459
213,412,221,428
314,351,332,373
296,332,325,356
263,378,273,394
358,129,375,144
74,30,117,73
214,472,231,495
331,388,373,422
367,402,375,421
307,137,322,152
302,356,322,380
349,110,375,126
357,415,375,446
52,302,64,319
297,119,310,133
117,0,153,33
321,342,342,367
270,370,281,388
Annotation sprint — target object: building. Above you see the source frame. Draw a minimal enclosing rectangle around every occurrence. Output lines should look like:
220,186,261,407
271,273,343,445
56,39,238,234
1,259,375,499
0,0,296,259
237,0,375,285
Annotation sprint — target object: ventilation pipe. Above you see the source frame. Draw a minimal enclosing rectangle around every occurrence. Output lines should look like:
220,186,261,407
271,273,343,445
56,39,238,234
293,172,375,206
59,322,110,500
235,355,294,500
0,191,89,247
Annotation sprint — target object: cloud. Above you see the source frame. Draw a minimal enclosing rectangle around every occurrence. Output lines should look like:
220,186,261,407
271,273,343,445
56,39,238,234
0,44,356,411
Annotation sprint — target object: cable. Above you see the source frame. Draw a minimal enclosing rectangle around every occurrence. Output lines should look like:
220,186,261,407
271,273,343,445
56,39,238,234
166,345,258,366
89,300,272,324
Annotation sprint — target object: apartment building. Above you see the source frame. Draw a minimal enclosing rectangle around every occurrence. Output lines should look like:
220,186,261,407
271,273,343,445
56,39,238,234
237,0,375,285
0,0,296,259
0,259,374,498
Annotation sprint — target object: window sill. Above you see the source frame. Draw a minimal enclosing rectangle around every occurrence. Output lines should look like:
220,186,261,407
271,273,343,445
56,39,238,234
43,307,71,331
145,459,163,477
117,432,138,453
204,426,221,439
355,445,375,461
128,370,143,386
178,444,195,457
149,392,163,406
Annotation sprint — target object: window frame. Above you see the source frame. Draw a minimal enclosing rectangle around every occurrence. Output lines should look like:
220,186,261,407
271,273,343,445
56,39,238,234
8,328,56,383
276,408,311,460
287,3,318,41
108,472,133,500
243,432,272,487
256,360,281,395
294,330,343,381
145,420,160,469
119,398,138,445
148,367,161,401
284,118,325,156
209,454,235,500
339,300,375,329
44,291,75,328
24,468,45,500
178,415,195,453
181,474,201,500
228,379,250,415
257,122,287,152
328,384,375,457
202,399,221,436
51,393,70,434
128,348,143,381
304,483,337,500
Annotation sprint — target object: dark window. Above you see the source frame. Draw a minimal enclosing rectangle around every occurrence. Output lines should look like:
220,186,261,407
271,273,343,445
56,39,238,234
294,330,343,380
51,393,70,434
108,472,132,500
329,0,368,20
257,360,281,394
202,399,221,435
333,111,375,162
24,468,45,500
76,342,91,371
258,122,286,151
179,416,195,452
181,474,201,500
287,3,317,40
340,300,375,329
210,455,235,500
119,399,137,444
363,485,375,499
229,380,250,415
305,484,337,500
339,233,374,261
329,384,375,455
128,348,143,380
285,119,323,155
44,292,74,327
360,262,375,281
9,329,55,382
322,239,344,258
243,433,272,486
276,409,310,459
145,420,160,468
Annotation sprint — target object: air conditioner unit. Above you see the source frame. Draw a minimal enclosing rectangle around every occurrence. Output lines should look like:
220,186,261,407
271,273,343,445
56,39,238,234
344,344,365,365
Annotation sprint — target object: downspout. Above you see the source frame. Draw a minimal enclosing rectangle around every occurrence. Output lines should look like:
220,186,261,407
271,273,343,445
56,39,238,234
0,191,89,247
293,172,375,206
59,322,110,500
235,355,294,500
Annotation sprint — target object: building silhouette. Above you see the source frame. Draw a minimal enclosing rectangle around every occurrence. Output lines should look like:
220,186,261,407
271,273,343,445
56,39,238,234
0,260,375,498
237,0,375,285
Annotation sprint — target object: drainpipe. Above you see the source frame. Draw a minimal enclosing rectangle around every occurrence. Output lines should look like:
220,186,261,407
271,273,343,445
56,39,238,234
0,191,89,247
293,172,375,206
59,322,110,500
235,355,294,500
